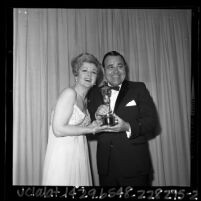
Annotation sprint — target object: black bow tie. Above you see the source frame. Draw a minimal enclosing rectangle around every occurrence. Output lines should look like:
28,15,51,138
109,86,120,91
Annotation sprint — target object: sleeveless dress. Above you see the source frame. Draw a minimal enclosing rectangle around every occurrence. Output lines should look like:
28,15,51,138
42,104,92,186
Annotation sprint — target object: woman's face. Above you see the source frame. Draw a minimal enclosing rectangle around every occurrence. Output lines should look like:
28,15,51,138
77,62,98,88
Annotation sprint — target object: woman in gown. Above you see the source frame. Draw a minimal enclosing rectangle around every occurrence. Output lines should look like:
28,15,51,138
42,53,107,186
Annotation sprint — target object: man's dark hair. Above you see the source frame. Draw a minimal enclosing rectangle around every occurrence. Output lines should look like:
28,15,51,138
102,51,127,68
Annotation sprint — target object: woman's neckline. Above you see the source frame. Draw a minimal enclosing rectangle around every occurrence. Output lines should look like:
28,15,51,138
74,104,87,116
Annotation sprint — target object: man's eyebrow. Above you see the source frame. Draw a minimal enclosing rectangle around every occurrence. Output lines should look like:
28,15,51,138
107,62,123,65
106,64,113,67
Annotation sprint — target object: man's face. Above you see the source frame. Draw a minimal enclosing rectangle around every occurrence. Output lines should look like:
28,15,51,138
104,55,126,86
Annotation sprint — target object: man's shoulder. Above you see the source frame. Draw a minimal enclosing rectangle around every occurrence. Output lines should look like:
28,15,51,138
88,85,101,96
89,85,101,92
125,80,146,88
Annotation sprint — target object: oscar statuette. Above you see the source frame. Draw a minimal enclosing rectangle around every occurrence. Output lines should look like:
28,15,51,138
100,82,116,126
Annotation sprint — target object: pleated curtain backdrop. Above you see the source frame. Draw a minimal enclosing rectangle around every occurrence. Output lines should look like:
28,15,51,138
13,8,191,186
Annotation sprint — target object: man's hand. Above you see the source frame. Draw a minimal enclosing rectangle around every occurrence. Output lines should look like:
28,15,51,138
105,114,131,133
95,104,110,120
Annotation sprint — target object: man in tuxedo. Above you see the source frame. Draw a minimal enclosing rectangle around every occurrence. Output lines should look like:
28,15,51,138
87,51,158,186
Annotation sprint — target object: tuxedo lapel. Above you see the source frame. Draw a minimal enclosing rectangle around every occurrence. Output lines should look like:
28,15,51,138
114,80,129,112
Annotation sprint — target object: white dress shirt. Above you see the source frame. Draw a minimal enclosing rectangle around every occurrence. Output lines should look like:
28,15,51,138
110,88,120,112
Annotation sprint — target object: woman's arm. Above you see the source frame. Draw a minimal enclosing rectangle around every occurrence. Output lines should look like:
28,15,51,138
52,88,95,137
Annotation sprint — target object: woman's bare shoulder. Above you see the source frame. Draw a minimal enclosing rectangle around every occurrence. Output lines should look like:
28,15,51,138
58,87,76,103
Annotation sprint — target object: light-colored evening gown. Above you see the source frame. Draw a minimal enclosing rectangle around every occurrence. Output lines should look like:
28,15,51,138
42,104,92,186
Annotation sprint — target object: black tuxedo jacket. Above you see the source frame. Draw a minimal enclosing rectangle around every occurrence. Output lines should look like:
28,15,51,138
87,80,158,177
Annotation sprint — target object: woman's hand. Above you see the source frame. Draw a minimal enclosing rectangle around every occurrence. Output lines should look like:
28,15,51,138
87,120,109,134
